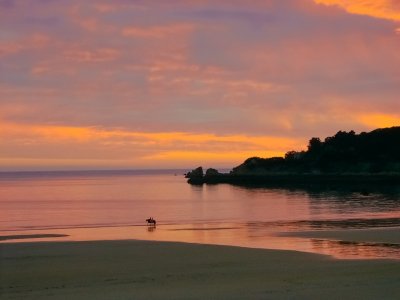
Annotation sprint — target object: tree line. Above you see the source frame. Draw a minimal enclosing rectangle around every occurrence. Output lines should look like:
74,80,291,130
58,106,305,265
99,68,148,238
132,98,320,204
233,126,400,174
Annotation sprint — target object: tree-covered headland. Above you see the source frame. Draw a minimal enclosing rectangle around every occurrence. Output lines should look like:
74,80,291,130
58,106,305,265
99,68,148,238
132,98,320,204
186,126,400,184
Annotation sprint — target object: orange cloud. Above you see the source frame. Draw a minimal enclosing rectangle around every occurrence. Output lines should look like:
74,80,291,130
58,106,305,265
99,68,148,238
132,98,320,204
142,150,285,164
357,113,400,129
6,123,300,151
314,0,400,21
0,121,306,169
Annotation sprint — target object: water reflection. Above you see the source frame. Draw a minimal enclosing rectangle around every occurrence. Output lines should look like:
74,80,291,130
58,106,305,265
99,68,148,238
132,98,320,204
147,225,156,233
245,218,400,231
3,222,399,260
231,182,400,197
228,183,400,222
1,171,400,260
310,239,400,260
306,188,400,218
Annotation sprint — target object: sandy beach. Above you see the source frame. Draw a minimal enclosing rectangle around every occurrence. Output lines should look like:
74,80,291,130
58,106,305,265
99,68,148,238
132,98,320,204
1,232,399,300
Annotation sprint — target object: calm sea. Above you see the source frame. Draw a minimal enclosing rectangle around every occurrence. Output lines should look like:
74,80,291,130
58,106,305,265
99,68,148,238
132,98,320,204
1,170,400,259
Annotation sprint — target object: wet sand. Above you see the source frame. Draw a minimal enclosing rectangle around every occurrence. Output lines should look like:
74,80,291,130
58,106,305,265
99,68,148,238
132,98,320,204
0,234,68,241
1,238,399,299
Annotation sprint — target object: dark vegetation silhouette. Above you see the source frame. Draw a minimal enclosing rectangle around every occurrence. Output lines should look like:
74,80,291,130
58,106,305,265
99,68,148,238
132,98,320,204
186,126,400,184
234,127,400,174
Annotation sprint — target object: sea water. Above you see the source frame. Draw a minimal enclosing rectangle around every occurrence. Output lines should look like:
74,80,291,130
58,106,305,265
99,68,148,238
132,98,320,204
1,170,400,259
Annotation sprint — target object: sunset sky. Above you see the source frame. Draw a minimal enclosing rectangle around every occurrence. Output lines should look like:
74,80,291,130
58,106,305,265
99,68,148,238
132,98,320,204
1,0,399,171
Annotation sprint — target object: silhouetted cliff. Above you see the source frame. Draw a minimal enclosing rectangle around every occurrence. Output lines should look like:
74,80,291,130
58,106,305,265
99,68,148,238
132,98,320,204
186,126,400,184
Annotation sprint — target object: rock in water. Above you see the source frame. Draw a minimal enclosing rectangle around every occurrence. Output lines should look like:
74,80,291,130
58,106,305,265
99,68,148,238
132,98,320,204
205,168,220,176
186,167,204,184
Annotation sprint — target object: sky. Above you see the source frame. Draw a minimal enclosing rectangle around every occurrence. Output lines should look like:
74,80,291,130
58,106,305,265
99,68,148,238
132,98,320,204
0,0,399,171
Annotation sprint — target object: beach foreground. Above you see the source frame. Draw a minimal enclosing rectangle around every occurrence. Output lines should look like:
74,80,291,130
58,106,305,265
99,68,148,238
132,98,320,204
1,240,399,300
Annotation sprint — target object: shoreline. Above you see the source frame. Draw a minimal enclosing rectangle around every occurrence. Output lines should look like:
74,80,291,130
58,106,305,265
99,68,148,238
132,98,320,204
1,225,399,260
0,234,69,241
1,239,400,299
2,225,400,244
187,173,400,185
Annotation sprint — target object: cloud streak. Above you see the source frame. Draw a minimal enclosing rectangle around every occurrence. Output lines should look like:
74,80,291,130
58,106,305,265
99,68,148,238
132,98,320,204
0,121,305,169
314,0,400,21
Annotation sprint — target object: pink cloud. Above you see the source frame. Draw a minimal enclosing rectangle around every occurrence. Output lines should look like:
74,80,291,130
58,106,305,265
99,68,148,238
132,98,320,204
0,33,51,57
0,43,22,57
63,48,120,63
122,23,195,39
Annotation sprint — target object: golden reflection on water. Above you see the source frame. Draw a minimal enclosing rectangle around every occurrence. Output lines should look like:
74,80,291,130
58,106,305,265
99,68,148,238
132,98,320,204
309,239,400,260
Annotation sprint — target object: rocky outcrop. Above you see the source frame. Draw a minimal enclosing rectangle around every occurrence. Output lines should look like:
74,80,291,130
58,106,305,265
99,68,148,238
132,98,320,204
205,168,220,176
185,166,203,178
186,167,224,184
185,167,204,184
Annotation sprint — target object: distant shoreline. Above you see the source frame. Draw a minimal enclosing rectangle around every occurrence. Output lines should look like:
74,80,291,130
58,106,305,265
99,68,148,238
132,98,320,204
187,173,400,185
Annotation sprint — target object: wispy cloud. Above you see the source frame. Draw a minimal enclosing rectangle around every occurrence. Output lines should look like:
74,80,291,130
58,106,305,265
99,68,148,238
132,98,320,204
0,121,306,169
63,48,120,62
122,23,195,39
357,113,400,129
314,0,400,21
